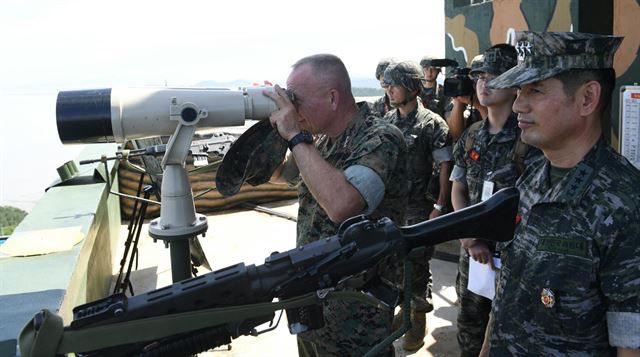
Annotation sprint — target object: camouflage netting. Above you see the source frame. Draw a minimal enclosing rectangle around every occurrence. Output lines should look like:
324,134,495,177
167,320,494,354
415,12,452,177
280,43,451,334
118,124,295,220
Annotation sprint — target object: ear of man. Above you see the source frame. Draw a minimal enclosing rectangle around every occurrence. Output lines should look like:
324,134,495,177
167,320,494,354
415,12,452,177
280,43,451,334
329,88,339,110
577,80,602,117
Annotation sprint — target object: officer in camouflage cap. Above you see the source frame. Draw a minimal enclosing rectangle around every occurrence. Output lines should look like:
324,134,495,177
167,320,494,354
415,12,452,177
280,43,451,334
371,58,396,118
484,32,640,355
383,60,453,351
488,31,624,89
419,56,449,117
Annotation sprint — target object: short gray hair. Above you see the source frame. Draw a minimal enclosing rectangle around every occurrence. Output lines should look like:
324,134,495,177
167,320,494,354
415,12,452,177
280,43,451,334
292,54,352,93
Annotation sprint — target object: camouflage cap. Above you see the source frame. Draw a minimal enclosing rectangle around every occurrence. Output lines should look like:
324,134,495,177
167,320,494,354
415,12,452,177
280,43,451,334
487,31,623,89
215,119,287,197
469,44,517,77
376,58,397,79
470,54,484,72
383,61,425,92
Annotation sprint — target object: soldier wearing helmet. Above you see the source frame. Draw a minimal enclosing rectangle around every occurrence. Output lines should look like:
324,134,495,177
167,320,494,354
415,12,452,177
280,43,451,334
382,60,453,351
450,44,543,357
371,58,396,117
419,56,448,117
446,54,488,142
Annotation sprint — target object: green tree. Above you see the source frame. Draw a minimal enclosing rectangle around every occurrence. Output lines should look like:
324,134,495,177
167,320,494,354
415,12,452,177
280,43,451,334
0,206,27,236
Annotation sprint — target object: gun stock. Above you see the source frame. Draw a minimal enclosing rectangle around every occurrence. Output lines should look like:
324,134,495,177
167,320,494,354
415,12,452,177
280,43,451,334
402,186,519,248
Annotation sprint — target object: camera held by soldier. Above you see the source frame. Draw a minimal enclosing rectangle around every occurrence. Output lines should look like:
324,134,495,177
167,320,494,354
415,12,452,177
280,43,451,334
420,57,475,98
443,67,475,97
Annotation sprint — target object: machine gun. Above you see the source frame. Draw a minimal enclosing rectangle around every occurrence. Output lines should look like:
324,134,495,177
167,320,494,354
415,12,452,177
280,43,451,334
19,187,519,357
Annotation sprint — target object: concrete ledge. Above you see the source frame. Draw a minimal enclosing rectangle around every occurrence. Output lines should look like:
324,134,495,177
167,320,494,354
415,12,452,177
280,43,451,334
0,144,121,354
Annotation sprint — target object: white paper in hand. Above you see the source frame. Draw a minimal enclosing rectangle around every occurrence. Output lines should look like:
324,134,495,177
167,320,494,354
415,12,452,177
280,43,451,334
467,257,501,300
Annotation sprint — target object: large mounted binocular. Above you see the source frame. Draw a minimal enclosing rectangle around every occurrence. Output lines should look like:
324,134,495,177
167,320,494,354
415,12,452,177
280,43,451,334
56,87,280,144
55,86,283,283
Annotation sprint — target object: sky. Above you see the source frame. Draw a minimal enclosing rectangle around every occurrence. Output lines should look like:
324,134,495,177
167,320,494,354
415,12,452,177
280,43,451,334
0,0,445,211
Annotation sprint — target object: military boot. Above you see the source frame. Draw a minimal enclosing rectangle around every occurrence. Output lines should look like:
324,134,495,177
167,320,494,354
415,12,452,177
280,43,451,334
403,311,427,351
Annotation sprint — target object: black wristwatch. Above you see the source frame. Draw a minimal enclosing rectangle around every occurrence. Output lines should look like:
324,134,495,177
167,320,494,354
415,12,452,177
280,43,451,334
288,130,313,150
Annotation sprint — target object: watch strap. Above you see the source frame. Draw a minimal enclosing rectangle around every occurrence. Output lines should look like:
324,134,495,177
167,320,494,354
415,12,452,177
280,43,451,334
288,131,312,150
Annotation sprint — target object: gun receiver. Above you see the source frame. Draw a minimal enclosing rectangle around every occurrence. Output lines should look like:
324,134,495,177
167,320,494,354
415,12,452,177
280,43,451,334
21,187,519,357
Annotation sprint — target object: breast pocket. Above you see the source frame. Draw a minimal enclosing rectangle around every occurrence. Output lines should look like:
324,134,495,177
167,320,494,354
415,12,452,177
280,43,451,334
529,249,600,336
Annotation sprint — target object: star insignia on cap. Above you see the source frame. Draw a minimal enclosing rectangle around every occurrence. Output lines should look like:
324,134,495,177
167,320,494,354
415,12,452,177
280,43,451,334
516,41,533,61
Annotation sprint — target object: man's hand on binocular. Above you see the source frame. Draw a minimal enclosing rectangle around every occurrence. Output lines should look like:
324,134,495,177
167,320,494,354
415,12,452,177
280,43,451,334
263,84,303,141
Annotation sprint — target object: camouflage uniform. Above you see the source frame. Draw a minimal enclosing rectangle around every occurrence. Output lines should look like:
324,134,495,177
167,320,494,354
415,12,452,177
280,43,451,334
383,99,452,314
419,84,448,118
371,94,391,118
449,44,542,356
451,113,542,356
491,139,640,355
485,32,640,354
371,58,396,118
443,53,486,145
296,102,409,356
419,56,450,119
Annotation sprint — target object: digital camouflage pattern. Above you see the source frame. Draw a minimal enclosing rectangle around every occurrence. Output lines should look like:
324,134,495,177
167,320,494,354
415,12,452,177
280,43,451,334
383,100,452,314
296,102,408,356
452,115,542,206
470,54,484,71
451,113,542,356
419,56,449,117
490,139,640,355
372,58,396,118
469,45,517,77
215,119,288,196
384,100,450,218
376,58,397,80
419,84,447,118
383,61,425,93
371,94,391,118
488,31,624,89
